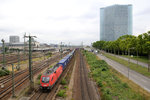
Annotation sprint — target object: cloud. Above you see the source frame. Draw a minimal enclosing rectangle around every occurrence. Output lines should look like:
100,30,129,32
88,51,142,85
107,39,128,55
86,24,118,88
0,0,150,45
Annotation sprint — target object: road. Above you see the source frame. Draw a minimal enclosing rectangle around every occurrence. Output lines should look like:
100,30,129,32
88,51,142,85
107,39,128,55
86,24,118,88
103,51,148,68
97,54,150,93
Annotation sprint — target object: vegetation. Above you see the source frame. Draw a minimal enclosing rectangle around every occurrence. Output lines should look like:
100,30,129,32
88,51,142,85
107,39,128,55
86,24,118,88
57,89,67,97
111,66,150,99
121,55,148,63
57,79,68,98
45,52,52,58
103,53,150,77
0,69,10,76
37,74,42,80
92,31,150,71
61,78,67,85
83,50,146,100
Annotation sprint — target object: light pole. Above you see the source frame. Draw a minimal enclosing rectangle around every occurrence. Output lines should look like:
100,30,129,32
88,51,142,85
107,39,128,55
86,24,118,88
136,50,138,67
128,47,135,79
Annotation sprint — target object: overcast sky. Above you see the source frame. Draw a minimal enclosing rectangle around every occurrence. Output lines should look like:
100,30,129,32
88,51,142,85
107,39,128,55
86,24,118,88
0,0,150,45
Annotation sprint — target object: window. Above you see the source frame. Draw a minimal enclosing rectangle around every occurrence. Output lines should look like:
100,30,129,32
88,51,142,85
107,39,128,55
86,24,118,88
42,77,50,83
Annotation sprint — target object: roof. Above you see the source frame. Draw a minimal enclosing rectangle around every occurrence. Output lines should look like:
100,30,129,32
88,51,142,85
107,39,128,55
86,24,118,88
44,64,60,75
59,58,67,63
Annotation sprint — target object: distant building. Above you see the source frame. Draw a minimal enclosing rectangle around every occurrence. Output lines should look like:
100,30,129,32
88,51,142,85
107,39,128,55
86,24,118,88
100,4,132,41
9,36,20,43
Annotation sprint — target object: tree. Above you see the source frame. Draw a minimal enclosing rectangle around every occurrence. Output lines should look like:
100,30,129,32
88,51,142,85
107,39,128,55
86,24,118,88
142,31,150,72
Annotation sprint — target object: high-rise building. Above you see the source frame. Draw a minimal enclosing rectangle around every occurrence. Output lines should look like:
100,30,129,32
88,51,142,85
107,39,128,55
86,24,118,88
9,36,20,43
100,4,132,41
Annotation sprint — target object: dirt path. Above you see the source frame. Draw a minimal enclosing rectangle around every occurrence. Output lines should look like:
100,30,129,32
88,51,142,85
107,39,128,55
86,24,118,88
72,49,100,100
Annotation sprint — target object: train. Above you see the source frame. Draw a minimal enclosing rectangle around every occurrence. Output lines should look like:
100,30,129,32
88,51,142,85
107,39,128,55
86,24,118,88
40,49,75,89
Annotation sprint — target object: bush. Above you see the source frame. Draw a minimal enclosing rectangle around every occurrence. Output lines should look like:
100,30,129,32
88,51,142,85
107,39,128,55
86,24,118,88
57,89,66,97
122,83,129,88
64,85,68,89
37,74,42,80
0,69,10,77
97,80,103,87
61,78,67,85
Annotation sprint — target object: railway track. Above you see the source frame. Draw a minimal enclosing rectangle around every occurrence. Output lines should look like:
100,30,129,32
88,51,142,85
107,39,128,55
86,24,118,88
30,51,76,100
0,52,68,100
72,49,98,100
79,50,93,100
0,52,45,67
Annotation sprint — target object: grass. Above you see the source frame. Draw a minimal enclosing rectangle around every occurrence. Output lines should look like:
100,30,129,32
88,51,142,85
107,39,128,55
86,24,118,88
102,53,150,78
110,66,150,99
122,55,149,64
83,50,147,100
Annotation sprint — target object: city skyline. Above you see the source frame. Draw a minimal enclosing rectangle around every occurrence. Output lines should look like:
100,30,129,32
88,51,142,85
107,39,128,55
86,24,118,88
0,0,150,45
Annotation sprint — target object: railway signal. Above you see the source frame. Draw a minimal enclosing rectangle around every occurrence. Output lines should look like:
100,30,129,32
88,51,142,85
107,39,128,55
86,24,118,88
1,39,6,70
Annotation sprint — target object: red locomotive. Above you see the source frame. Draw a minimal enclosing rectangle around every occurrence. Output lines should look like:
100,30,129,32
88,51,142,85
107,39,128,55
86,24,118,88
40,64,63,89
40,49,75,90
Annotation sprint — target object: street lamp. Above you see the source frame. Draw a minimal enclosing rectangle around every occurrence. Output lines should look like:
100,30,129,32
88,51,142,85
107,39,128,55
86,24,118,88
128,47,135,79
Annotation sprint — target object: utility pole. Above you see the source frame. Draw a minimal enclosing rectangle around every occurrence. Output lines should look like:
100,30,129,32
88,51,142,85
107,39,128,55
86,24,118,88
1,39,6,70
24,33,26,60
11,64,16,98
137,50,138,67
17,49,20,70
128,49,130,79
60,42,62,59
43,50,45,60
25,35,36,91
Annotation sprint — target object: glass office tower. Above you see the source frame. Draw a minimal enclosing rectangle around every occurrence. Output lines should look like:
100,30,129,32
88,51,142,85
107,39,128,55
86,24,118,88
100,4,132,41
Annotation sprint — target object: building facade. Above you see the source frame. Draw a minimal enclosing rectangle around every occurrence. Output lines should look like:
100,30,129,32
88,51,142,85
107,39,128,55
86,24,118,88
9,36,20,43
100,4,132,41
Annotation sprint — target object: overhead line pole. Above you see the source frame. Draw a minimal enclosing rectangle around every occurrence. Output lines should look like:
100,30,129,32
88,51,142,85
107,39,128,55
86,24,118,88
60,42,62,59
17,49,20,70
25,35,36,91
24,33,26,60
1,39,6,70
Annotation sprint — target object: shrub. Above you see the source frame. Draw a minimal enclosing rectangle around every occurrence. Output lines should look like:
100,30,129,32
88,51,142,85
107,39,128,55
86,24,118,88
57,89,66,97
37,74,42,80
0,69,10,77
104,88,111,95
64,85,68,89
97,80,103,87
61,78,67,85
122,83,129,88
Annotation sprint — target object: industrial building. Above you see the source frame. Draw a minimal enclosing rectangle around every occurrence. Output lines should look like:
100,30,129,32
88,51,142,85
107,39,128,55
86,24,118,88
9,36,20,43
100,4,132,41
